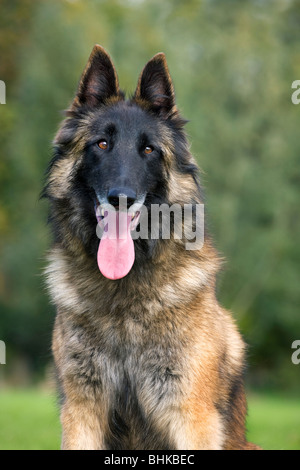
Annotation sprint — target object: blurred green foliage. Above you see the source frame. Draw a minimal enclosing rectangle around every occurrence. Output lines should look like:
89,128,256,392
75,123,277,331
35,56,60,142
0,0,300,389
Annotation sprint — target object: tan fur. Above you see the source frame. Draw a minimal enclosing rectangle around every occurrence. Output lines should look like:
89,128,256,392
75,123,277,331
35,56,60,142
48,240,259,450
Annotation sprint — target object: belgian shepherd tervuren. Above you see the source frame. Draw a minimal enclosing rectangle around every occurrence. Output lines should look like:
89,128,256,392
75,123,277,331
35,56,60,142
44,45,260,450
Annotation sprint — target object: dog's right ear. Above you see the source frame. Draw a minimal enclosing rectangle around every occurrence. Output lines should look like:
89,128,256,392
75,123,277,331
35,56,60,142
71,45,120,110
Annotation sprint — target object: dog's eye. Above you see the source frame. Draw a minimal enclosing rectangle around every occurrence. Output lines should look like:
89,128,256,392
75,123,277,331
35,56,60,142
144,146,154,155
98,140,108,150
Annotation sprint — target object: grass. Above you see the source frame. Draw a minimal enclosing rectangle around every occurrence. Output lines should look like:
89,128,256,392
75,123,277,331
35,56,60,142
247,393,300,450
0,389,60,450
0,389,299,450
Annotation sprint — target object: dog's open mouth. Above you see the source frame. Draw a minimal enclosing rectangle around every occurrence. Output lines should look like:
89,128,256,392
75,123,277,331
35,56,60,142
94,199,141,280
95,200,141,231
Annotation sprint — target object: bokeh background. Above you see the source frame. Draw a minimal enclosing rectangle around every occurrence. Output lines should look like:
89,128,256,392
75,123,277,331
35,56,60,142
0,0,300,450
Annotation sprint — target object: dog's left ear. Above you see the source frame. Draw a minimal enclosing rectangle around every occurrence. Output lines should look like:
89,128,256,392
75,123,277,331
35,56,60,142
134,53,177,119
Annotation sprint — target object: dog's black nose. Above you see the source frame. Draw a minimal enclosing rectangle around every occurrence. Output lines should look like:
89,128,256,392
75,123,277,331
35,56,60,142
107,187,137,209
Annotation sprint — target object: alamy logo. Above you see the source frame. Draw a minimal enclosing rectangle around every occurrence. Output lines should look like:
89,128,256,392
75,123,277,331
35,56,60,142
0,80,6,104
291,340,300,365
0,341,6,365
95,200,205,251
291,80,300,105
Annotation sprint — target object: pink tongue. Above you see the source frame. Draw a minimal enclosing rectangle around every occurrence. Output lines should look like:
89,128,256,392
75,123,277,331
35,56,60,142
97,211,135,280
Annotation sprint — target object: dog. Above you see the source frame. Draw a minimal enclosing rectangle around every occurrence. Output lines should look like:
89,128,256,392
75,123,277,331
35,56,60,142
44,45,260,450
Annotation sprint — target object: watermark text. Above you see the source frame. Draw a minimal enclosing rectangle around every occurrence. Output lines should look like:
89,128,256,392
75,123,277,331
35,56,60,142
95,201,205,251
0,80,6,104
291,340,300,365
291,80,300,105
0,340,6,365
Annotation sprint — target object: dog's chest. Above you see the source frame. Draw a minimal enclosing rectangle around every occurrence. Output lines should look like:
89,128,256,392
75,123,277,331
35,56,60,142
103,347,182,449
68,319,184,449
76,324,183,400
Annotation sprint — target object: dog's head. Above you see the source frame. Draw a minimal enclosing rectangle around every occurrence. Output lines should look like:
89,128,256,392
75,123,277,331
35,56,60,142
45,45,202,279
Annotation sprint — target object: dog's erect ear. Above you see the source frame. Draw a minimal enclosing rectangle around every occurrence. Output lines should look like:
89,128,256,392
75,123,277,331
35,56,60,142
71,45,120,109
134,53,177,119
